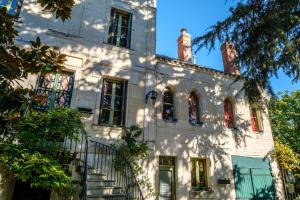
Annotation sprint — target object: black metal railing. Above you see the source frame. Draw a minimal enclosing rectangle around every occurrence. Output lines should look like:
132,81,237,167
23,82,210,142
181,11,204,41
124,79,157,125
85,140,145,200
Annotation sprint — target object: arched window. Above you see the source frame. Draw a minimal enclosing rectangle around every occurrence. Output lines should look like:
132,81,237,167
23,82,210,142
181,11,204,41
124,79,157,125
162,87,175,121
250,105,263,132
224,98,234,128
188,91,200,125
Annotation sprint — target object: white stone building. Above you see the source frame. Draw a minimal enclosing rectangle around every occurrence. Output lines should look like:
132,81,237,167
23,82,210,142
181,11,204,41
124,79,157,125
0,0,285,199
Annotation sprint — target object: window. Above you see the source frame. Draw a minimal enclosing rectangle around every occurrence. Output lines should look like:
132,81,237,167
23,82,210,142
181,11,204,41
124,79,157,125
188,91,201,125
224,98,234,128
108,8,132,48
250,105,263,132
99,78,127,126
0,0,20,15
35,72,74,110
162,87,175,122
191,158,208,190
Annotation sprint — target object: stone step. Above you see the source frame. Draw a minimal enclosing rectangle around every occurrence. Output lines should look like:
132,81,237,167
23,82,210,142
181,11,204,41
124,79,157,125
87,180,115,188
87,173,107,180
87,186,123,196
87,179,117,188
87,194,127,200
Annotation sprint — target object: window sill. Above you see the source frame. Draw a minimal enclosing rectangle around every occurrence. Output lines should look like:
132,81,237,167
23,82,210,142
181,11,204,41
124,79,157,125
189,121,204,126
92,124,125,131
102,42,135,52
163,118,178,123
189,188,214,199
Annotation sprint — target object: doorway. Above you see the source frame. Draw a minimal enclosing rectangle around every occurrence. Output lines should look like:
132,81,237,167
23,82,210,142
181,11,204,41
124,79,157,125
12,180,51,200
159,156,176,200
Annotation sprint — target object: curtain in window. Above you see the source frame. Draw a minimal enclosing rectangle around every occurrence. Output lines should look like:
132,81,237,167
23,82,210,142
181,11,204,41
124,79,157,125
224,99,234,128
250,106,262,132
162,88,175,121
188,92,200,125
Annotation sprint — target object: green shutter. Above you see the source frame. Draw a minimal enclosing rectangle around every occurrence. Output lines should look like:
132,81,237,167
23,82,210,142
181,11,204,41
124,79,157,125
251,168,276,199
232,156,276,200
233,167,254,199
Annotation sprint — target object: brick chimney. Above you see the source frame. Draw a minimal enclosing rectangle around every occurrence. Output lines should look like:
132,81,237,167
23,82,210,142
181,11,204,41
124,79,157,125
221,40,240,75
178,28,192,62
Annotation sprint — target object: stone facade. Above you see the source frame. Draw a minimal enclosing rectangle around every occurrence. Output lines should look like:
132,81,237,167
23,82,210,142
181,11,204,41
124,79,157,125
2,0,285,199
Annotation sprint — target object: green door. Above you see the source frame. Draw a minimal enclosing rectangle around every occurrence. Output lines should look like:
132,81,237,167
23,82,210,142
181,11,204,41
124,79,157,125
232,156,276,200
159,156,176,200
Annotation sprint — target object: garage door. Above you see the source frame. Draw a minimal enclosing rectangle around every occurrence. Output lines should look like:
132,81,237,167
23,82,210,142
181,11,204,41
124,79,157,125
232,156,276,199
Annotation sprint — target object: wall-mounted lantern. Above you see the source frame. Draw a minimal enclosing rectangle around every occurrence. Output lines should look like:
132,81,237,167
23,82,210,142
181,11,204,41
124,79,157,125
145,90,158,105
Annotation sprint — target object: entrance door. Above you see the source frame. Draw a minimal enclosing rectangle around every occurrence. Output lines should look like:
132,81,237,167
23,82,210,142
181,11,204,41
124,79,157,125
12,181,50,200
232,156,276,200
159,156,176,200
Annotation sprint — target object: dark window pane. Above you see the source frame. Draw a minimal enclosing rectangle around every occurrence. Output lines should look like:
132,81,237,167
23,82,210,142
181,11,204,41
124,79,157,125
115,82,123,96
114,96,123,111
103,95,112,109
164,91,173,104
113,111,122,125
163,104,174,121
100,109,110,124
103,81,113,95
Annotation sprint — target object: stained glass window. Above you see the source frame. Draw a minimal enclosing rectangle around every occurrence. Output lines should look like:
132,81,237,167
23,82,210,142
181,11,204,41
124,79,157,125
35,72,74,110
162,88,175,121
191,159,208,190
250,105,263,132
224,98,234,128
188,92,200,125
99,79,127,126
108,8,132,48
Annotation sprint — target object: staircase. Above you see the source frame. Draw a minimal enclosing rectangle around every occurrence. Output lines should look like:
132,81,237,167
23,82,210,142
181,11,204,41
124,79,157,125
86,168,126,200
73,139,144,200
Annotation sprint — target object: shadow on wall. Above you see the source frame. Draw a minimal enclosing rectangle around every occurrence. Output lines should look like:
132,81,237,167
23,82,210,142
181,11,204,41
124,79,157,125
15,1,266,199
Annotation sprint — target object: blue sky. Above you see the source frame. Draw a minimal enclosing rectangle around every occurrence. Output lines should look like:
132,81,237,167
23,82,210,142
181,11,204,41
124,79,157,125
156,0,300,93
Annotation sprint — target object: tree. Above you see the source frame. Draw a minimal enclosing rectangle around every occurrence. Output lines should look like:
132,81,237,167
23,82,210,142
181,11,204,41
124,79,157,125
0,1,79,196
269,90,300,177
193,0,300,102
269,90,300,154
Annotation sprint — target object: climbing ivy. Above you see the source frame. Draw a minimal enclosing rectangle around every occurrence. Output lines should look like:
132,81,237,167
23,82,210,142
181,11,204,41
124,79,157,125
113,125,155,199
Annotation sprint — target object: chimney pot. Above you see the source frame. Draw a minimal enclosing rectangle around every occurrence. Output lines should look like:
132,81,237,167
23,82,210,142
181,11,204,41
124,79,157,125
178,28,192,62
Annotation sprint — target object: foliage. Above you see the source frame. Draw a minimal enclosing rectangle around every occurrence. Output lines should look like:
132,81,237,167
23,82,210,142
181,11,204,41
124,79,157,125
0,1,78,196
271,139,300,177
0,108,84,196
193,0,300,102
0,142,74,194
37,0,75,21
114,126,155,199
269,90,300,154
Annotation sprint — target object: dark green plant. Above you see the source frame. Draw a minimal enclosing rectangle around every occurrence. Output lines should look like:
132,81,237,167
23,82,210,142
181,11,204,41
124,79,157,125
0,108,84,196
193,0,300,102
0,142,74,195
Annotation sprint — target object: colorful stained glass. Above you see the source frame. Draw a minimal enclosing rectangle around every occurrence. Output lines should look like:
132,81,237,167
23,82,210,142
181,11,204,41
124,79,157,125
188,92,200,125
162,88,175,121
35,72,74,110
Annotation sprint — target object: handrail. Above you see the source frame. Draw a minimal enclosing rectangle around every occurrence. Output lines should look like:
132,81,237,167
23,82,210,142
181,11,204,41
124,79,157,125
88,140,145,200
